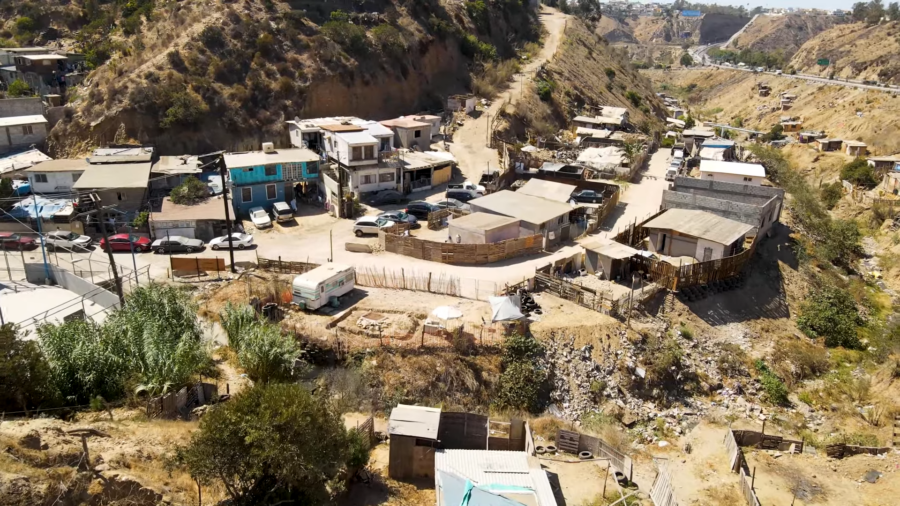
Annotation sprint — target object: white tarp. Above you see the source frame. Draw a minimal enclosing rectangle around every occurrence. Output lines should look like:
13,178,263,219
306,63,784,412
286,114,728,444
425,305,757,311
489,295,523,322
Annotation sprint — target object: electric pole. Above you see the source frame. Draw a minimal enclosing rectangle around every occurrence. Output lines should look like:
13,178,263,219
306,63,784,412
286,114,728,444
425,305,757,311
217,156,237,273
75,201,125,308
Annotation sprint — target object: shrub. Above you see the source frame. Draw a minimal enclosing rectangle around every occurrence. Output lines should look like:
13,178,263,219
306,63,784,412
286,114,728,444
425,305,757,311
536,79,555,101
840,158,879,189
161,90,209,129
820,181,843,209
797,286,863,349
625,90,642,107
501,333,544,365
0,324,58,412
717,343,749,377
236,323,300,384
644,337,684,390
200,25,227,50
371,24,405,56
762,123,784,142
678,325,693,340
132,211,149,228
683,115,695,129
15,17,36,33
471,59,518,97
322,19,369,55
6,79,31,97
680,52,693,66
755,360,789,405
465,0,489,30
771,340,829,388
604,67,616,79
461,34,497,60
170,176,209,205
172,383,364,504
257,33,276,58
661,137,675,148
494,334,547,413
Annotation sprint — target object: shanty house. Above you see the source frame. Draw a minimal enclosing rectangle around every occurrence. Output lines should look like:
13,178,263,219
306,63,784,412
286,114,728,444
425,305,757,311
798,132,822,144
381,117,432,151
781,121,802,133
150,155,202,191
0,148,51,178
224,146,319,216
883,173,900,195
435,451,557,506
25,159,89,194
697,138,735,161
150,194,230,241
388,404,442,480
868,155,900,173
582,239,639,280
845,140,867,157
699,160,766,185
815,138,842,152
72,162,152,213
643,209,754,261
0,115,48,154
469,190,574,247
682,129,716,153
516,179,576,203
448,212,521,244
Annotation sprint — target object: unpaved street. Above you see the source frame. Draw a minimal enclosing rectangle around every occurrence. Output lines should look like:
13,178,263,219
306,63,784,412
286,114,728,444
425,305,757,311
449,7,569,182
591,148,671,239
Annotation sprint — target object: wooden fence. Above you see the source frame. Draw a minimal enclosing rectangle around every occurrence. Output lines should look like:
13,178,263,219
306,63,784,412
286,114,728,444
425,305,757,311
725,428,742,472
574,186,622,240
256,256,320,275
354,266,463,296
738,467,761,506
534,272,621,316
170,257,227,278
825,443,890,459
557,429,633,482
649,460,679,506
381,231,543,264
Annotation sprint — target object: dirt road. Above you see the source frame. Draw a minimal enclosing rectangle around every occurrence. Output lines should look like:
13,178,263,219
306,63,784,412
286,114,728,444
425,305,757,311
448,7,569,182
591,148,671,239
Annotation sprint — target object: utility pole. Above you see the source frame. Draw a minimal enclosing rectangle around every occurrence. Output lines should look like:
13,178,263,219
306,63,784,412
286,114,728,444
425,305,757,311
32,192,51,280
97,206,125,308
217,156,237,273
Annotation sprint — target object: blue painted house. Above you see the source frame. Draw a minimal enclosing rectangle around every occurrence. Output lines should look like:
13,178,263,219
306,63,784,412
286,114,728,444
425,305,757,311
223,146,320,216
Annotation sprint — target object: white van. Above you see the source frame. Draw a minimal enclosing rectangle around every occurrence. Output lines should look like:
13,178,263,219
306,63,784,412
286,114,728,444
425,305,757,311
292,263,355,310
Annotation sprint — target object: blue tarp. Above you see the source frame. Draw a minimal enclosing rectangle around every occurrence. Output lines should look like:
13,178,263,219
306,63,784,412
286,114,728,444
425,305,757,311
680,9,702,17
7,196,73,220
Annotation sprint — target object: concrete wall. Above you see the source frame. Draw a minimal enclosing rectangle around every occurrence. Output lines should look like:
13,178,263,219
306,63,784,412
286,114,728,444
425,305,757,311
24,263,121,309
351,166,397,194
95,187,147,213
0,98,43,118
0,122,48,154
696,237,727,261
664,177,784,235
29,170,83,193
448,220,520,244
699,170,762,185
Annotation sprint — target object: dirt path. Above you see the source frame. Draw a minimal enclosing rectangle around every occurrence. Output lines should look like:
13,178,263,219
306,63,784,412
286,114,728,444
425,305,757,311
449,6,569,182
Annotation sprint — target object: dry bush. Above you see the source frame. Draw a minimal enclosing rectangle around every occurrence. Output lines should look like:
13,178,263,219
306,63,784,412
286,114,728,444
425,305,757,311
513,87,557,137
771,339,829,389
716,343,750,378
529,416,574,442
704,484,743,506
472,59,521,97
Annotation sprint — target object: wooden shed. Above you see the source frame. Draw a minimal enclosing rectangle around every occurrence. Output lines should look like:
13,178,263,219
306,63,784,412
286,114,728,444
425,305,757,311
388,404,442,480
582,239,639,281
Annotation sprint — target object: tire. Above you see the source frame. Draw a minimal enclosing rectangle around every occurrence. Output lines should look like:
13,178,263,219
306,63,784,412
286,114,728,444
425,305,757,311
46,244,55,252
237,243,246,250
156,248,166,254
136,246,144,253
355,230,363,237
185,247,194,253
212,245,220,251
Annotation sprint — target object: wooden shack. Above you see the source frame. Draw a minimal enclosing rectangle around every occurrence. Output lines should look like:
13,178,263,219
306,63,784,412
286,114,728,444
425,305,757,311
388,404,442,480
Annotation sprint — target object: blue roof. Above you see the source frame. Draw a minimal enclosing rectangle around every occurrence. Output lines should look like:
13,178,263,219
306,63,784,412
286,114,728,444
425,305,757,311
681,10,702,17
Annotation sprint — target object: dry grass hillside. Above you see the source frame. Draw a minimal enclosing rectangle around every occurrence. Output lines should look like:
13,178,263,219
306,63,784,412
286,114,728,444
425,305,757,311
647,68,900,155
501,19,666,139
731,14,839,57
790,20,900,83
2,0,540,156
594,16,637,43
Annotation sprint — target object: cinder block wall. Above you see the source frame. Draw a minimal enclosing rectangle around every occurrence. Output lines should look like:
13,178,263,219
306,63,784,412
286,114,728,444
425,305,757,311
0,97,44,118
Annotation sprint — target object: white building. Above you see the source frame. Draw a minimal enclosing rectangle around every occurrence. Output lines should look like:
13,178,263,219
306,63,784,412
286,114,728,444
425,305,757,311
643,209,754,262
24,158,89,194
699,160,766,185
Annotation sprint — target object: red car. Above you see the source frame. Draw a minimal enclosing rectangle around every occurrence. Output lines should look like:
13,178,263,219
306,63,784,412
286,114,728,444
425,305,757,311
100,234,152,252
0,232,36,250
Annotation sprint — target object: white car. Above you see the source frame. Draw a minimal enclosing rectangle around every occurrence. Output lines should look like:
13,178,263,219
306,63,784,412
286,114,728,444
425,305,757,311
44,230,92,251
448,180,486,195
353,217,395,237
249,207,272,229
209,233,254,250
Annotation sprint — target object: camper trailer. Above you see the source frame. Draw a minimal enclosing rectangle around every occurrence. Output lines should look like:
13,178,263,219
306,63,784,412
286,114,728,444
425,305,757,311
291,263,355,310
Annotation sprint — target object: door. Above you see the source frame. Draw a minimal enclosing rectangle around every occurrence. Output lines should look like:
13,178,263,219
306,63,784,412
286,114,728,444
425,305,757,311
702,247,713,262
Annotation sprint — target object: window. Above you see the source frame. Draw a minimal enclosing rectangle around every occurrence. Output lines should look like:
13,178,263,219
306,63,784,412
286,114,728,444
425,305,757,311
557,215,566,225
33,174,48,183
703,247,713,262
414,130,422,138
265,165,277,176
379,172,395,183
116,191,127,201
72,173,80,182
22,125,33,135
306,162,319,176
361,174,374,185
352,146,362,160
743,177,753,182
266,184,277,200
241,187,252,202
364,145,374,159
42,59,52,66
660,233,667,252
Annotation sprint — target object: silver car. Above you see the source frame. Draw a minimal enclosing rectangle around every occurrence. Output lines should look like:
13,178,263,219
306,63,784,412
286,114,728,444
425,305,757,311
44,230,92,251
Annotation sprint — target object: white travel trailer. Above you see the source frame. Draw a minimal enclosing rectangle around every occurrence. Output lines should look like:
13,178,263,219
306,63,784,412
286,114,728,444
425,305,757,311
291,263,355,310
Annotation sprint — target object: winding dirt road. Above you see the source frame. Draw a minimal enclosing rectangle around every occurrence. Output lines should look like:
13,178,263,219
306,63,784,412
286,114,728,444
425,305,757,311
448,6,569,182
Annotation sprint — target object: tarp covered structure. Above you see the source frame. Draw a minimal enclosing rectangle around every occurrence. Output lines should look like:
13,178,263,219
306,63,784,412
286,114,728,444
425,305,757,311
489,296,523,322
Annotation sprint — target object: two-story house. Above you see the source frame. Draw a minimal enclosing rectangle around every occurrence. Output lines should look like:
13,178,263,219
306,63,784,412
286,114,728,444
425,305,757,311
224,144,320,216
24,158,89,194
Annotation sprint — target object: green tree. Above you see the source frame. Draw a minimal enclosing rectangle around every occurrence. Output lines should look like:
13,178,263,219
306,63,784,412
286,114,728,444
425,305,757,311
888,1,900,20
7,79,32,97
322,16,369,55
493,334,547,413
536,79,555,101
173,383,363,505
236,323,300,385
763,123,784,142
169,176,209,205
625,90,642,107
840,157,879,188
15,17,36,33
853,1,870,21
0,324,58,413
683,114,696,129
820,181,844,209
161,90,209,129
797,286,864,349
680,52,693,66
866,0,885,24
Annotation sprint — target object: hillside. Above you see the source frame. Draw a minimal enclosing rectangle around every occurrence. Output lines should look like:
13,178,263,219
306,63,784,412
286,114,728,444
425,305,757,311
790,20,900,84
595,16,637,43
646,68,900,155
501,18,666,139
731,14,839,58
0,0,540,156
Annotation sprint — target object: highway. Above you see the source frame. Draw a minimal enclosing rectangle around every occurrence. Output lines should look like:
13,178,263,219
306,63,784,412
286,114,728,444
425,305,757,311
687,44,899,94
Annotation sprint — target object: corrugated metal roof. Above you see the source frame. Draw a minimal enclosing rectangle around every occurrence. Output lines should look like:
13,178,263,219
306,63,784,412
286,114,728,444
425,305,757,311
517,179,577,203
72,162,152,189
470,191,572,226
644,209,754,245
437,471,527,506
0,149,52,174
529,469,558,506
436,450,534,488
581,239,639,259
450,212,519,232
24,159,88,173
388,404,441,439
699,160,766,178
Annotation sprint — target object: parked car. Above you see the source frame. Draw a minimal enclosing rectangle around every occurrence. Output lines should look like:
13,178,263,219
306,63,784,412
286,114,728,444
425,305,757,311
100,234,152,252
209,233,254,250
435,198,470,211
370,190,405,205
151,236,204,254
0,232,36,250
445,189,478,202
570,189,603,204
249,207,273,229
665,168,678,181
44,230,92,251
353,217,395,236
272,202,294,223
377,211,418,227
447,180,485,195
405,201,440,220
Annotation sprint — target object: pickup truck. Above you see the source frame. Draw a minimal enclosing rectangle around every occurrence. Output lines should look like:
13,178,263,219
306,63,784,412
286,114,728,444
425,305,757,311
478,171,500,193
447,180,485,196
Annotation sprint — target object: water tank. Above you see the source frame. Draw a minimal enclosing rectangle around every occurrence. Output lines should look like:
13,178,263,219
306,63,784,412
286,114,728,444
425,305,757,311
262,142,275,153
